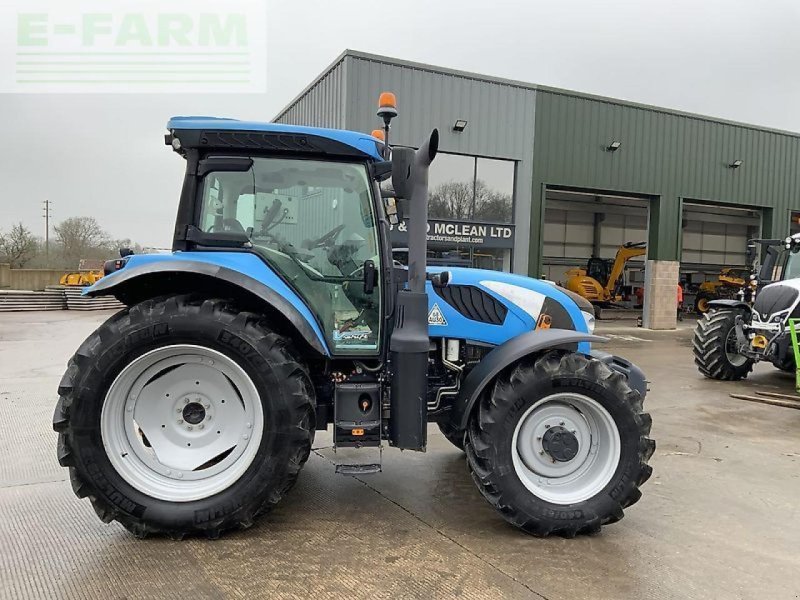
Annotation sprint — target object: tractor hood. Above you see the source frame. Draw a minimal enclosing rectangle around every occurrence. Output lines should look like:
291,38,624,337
751,279,800,326
424,266,595,348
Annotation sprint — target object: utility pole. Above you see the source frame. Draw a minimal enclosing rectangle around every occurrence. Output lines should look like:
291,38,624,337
42,200,52,265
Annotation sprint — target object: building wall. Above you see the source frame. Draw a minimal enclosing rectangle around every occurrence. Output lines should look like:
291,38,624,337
529,89,800,274
276,52,538,273
276,57,348,129
276,51,800,279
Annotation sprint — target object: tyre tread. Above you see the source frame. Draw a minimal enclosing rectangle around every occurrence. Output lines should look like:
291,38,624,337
52,294,315,539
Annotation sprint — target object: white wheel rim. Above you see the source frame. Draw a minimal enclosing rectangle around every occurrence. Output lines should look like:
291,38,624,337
101,344,264,502
725,327,749,366
511,393,621,505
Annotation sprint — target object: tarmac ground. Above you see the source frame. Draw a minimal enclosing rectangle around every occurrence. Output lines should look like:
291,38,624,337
1,310,799,599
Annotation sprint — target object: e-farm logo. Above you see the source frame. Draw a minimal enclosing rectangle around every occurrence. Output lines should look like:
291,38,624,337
0,1,266,93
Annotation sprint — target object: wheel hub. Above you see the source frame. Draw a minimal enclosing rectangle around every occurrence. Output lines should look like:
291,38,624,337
182,401,206,425
512,394,622,505
541,425,579,462
101,345,264,502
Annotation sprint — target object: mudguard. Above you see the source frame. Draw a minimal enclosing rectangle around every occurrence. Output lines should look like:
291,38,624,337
707,299,752,315
87,253,329,356
451,329,606,430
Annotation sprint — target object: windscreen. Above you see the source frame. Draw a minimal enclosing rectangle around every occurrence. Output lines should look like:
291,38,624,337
198,157,382,355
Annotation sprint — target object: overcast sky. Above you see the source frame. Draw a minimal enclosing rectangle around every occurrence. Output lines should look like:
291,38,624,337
2,0,799,248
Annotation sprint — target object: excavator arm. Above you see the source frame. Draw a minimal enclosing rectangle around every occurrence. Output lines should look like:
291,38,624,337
604,242,646,298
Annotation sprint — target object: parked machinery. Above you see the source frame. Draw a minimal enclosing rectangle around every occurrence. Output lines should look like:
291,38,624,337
694,235,800,379
565,242,646,305
692,268,748,315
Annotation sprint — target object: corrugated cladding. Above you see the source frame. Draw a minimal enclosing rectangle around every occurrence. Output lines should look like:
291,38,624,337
320,53,536,273
343,55,536,161
530,89,800,266
276,51,800,275
276,58,347,129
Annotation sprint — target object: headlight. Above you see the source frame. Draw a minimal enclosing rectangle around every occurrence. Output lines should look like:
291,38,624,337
582,310,596,333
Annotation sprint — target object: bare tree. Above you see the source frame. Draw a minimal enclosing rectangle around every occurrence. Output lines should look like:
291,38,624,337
0,222,39,268
429,180,512,223
54,217,110,266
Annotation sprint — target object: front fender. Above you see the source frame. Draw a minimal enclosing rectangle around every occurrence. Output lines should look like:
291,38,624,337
88,254,329,356
451,329,606,430
708,299,752,315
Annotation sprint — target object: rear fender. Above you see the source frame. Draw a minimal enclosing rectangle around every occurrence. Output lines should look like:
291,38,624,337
451,329,606,430
88,259,329,356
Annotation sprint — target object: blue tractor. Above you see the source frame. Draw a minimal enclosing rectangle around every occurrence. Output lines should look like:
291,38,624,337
53,95,654,539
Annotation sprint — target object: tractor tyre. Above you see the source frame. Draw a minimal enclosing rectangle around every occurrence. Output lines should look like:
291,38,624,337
694,292,715,315
437,421,466,452
465,352,654,537
53,294,315,539
693,309,754,380
775,354,796,373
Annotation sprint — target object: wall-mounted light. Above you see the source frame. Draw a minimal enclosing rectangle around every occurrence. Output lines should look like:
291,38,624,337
453,119,468,132
607,140,621,152
729,159,743,169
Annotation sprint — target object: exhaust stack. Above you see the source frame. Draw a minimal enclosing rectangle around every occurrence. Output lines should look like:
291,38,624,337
388,129,439,450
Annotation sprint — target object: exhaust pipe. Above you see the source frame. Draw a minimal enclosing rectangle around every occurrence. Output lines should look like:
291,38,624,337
388,129,439,450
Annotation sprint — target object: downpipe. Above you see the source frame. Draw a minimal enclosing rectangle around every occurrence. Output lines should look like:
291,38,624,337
388,130,439,450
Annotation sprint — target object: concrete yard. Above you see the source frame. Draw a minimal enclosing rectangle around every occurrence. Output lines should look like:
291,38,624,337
1,310,799,600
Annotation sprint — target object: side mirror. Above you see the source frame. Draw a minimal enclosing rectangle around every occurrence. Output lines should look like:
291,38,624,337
390,147,414,200
119,247,133,257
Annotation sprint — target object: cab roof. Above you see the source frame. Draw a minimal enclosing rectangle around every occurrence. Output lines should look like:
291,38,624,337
166,116,384,161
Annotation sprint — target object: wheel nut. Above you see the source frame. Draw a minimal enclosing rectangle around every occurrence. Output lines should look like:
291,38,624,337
177,419,183,424
187,425,193,431
544,424,550,429
199,424,204,430
243,434,249,440
559,421,565,426
184,398,190,404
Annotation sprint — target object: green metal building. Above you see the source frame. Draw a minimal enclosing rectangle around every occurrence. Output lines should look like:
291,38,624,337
276,50,800,327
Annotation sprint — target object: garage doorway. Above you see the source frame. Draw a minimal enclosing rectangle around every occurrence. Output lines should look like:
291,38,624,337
543,188,649,304
680,202,762,313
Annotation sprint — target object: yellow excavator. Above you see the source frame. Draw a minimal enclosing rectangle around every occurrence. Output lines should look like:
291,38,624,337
565,242,646,304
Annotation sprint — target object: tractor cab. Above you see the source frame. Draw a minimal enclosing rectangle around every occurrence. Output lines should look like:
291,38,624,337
585,256,611,286
193,153,385,354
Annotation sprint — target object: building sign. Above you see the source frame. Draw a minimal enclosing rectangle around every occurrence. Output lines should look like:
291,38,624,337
390,219,515,249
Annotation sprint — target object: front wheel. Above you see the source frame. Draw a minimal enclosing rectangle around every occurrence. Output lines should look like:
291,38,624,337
693,309,754,380
465,352,654,537
53,295,315,539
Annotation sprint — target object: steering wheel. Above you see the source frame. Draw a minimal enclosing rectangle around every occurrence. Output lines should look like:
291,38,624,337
208,219,246,235
302,223,346,251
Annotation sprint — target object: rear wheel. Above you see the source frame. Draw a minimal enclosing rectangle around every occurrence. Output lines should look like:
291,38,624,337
465,352,654,537
693,309,755,380
437,421,465,451
694,292,715,315
53,295,315,539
